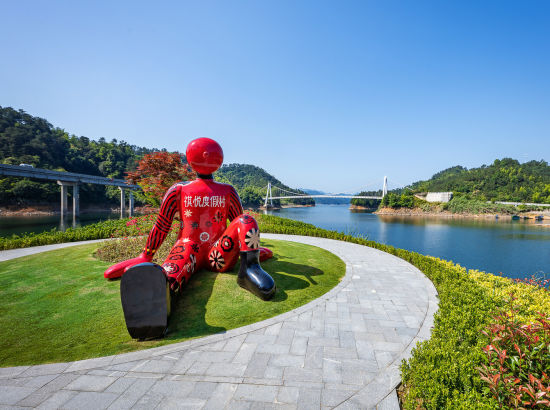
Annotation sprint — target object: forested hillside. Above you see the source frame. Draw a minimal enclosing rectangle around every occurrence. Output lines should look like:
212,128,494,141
410,159,550,203
0,106,158,206
0,106,311,209
215,164,314,207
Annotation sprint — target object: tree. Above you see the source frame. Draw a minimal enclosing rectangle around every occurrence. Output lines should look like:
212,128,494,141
126,151,196,206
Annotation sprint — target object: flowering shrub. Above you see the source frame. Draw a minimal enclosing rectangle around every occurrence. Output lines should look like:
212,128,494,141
513,274,549,291
479,296,550,408
95,214,179,263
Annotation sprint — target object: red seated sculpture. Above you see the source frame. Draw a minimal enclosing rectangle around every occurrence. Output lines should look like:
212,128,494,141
105,138,276,339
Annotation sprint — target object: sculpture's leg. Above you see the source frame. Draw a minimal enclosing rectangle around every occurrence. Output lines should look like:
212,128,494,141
120,240,199,340
207,214,276,300
161,240,201,292
120,262,170,340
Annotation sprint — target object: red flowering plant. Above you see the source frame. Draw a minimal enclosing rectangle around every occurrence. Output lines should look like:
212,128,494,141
513,274,550,292
96,214,180,264
478,294,550,408
126,151,195,207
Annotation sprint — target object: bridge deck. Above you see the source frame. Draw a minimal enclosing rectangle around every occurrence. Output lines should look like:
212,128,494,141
0,164,139,189
270,195,382,200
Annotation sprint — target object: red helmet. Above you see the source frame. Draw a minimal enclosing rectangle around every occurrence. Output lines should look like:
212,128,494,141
186,138,224,175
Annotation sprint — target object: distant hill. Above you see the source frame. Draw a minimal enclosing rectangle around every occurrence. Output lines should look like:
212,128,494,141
0,106,312,209
0,106,157,206
302,189,350,205
409,158,550,203
215,164,314,207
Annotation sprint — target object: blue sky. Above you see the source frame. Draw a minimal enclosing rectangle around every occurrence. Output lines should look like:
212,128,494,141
1,0,549,193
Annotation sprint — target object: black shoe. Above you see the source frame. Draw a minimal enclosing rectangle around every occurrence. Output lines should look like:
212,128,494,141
237,250,276,300
120,262,171,340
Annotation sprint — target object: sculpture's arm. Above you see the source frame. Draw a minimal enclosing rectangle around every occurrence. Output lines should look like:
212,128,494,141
104,183,181,279
227,186,244,221
141,183,181,258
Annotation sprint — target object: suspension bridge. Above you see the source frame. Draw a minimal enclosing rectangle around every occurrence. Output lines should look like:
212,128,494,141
262,177,388,207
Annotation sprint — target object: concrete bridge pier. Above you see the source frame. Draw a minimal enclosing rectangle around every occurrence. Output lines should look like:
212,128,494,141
57,181,79,218
119,187,126,218
118,187,135,218
128,191,134,217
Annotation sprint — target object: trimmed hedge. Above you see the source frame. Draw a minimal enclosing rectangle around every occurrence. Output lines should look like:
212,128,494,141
0,219,131,250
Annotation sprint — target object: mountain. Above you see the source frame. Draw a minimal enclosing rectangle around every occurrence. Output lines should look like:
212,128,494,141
0,106,158,206
302,189,350,205
0,106,312,209
409,159,550,203
215,164,314,207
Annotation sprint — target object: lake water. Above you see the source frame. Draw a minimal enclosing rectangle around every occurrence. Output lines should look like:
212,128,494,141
1,205,549,280
0,212,124,237
266,205,550,280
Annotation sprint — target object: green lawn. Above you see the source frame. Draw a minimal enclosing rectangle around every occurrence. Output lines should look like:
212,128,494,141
0,239,344,367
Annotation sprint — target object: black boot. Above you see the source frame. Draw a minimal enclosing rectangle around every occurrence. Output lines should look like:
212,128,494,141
237,250,276,300
120,262,171,340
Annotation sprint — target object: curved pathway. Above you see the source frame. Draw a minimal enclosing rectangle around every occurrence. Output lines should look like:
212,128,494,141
0,234,438,409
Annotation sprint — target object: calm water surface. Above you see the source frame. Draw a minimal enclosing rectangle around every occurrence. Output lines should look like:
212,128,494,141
267,205,550,280
1,205,549,280
0,212,123,237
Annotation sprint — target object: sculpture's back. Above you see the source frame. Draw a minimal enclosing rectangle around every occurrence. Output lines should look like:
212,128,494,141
105,138,275,339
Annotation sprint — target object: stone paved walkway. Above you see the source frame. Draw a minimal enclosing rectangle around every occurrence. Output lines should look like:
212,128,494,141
0,234,438,409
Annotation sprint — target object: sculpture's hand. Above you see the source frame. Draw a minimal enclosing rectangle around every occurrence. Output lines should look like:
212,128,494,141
259,247,273,262
104,254,152,279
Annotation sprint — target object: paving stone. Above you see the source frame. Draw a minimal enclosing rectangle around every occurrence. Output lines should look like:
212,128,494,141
244,353,270,378
264,366,284,380
276,328,296,345
185,361,211,376
202,382,237,409
290,337,307,356
150,380,196,397
233,343,258,364
276,386,299,404
304,346,323,369
64,375,116,392
104,377,137,394
132,391,164,409
234,384,278,403
22,374,58,388
223,335,247,352
283,368,322,383
256,343,290,355
36,390,76,409
377,390,399,410
206,362,246,377
156,396,206,409
270,354,305,368
16,390,52,407
0,367,30,379
187,381,219,399
297,388,321,410
62,391,118,409
322,388,354,407
19,363,71,378
0,386,35,405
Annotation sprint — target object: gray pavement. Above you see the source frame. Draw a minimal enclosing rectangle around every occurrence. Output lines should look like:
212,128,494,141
0,234,438,409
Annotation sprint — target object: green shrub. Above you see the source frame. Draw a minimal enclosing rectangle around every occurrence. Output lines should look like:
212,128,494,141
0,219,135,250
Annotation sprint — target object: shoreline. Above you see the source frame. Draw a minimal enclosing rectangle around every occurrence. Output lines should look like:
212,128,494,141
375,207,550,221
0,205,153,217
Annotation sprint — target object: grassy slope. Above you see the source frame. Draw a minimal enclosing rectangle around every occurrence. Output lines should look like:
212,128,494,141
0,239,344,367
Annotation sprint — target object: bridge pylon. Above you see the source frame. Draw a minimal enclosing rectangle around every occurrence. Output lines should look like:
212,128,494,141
264,182,274,208
382,176,388,198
